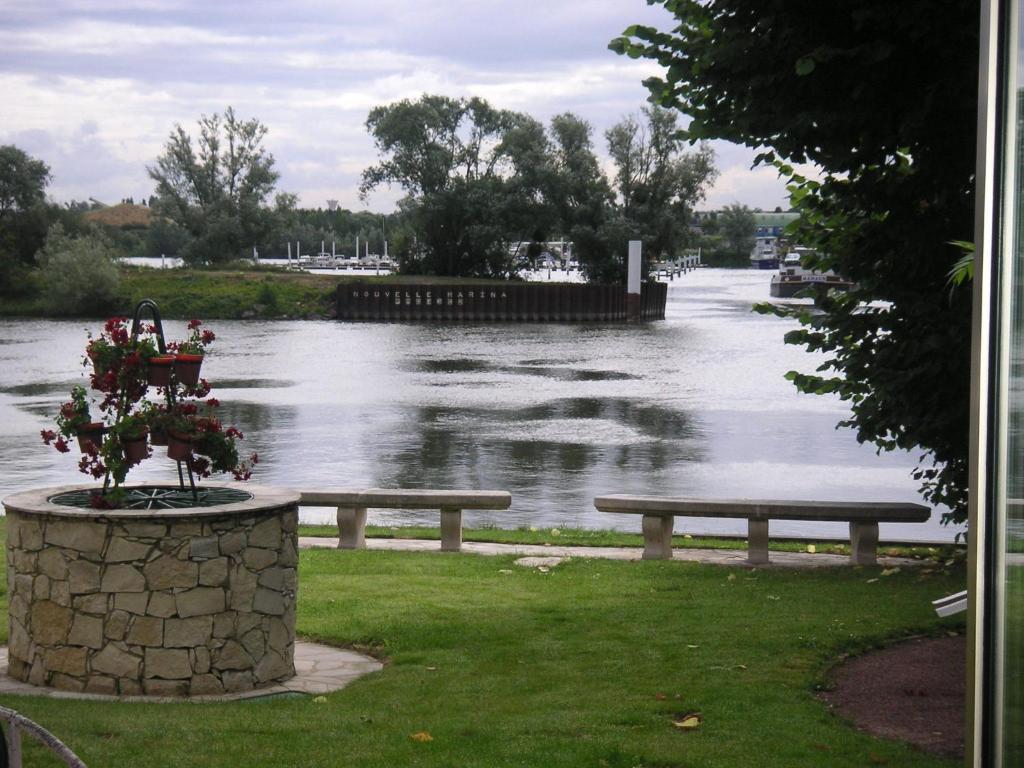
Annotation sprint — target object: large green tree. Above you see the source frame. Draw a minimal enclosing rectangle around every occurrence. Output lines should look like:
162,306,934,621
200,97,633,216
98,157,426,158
605,106,716,262
0,145,52,294
148,107,281,265
361,95,556,278
612,1,977,522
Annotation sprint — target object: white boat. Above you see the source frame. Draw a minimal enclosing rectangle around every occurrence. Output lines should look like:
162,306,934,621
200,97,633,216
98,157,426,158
750,236,780,269
770,247,853,298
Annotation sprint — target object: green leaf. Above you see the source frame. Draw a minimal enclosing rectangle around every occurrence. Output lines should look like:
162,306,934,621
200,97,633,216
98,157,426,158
795,57,816,76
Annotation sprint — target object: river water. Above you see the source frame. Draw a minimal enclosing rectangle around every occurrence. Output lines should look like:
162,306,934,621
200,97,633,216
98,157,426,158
0,269,963,542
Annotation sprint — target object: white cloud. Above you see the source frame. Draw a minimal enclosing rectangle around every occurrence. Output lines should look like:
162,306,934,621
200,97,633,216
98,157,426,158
0,1,791,211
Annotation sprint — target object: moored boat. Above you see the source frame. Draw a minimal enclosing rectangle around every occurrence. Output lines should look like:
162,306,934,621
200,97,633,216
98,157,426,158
769,248,854,298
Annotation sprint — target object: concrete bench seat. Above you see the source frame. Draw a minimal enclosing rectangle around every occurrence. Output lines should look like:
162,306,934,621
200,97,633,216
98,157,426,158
593,495,931,565
299,488,512,552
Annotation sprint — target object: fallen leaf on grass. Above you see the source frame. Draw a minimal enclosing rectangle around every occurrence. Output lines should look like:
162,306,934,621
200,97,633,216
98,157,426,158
655,693,667,701
880,568,900,577
806,544,816,554
410,731,434,743
812,743,830,752
672,712,702,730
868,753,888,765
537,566,550,573
686,644,700,649
426,666,437,671
767,595,780,601
498,569,513,574
312,696,327,704
866,578,879,584
727,573,736,581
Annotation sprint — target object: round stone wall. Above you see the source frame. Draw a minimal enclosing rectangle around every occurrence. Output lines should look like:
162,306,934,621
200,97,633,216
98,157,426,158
3,484,300,697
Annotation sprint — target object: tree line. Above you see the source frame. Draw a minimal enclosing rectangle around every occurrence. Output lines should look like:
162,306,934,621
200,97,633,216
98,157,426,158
0,98,722,295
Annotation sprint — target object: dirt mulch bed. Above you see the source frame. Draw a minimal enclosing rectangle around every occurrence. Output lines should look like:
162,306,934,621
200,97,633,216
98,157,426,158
819,635,965,760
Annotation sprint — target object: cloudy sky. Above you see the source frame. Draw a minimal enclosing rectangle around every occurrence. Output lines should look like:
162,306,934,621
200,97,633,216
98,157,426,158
1,1,792,213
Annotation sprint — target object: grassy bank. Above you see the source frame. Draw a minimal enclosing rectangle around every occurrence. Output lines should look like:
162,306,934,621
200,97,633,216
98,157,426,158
1,521,966,767
0,265,543,320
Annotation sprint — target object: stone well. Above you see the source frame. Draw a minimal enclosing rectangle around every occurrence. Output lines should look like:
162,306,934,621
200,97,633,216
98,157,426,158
3,484,300,697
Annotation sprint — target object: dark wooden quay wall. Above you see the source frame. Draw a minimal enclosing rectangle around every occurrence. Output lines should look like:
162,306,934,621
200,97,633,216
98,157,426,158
336,282,667,322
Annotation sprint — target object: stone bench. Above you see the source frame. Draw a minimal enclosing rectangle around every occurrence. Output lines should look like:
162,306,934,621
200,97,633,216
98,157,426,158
299,488,513,552
592,495,931,565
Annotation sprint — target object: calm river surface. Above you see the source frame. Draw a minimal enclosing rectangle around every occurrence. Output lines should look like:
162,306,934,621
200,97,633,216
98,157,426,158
0,269,963,542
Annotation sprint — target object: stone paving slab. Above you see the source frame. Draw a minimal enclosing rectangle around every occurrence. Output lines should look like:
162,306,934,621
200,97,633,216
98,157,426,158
0,641,382,702
298,536,922,568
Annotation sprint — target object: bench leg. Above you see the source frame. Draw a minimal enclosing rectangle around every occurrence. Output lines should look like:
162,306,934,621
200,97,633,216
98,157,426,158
850,521,879,565
440,507,462,552
641,514,674,560
748,519,770,565
337,506,367,550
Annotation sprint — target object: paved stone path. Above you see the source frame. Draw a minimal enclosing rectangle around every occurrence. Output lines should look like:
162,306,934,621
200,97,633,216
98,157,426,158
0,641,382,702
298,536,923,569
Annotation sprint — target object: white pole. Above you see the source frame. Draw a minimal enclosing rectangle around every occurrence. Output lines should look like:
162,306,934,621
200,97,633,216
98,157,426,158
627,240,642,321
332,241,336,257
287,242,292,263
628,241,642,295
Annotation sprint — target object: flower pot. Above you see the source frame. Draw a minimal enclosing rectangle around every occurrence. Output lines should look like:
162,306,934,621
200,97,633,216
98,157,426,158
167,431,193,461
147,355,175,387
150,425,168,446
76,422,106,453
174,354,204,386
122,433,149,465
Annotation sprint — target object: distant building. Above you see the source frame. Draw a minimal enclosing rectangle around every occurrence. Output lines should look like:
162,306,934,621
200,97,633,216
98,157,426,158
752,211,799,237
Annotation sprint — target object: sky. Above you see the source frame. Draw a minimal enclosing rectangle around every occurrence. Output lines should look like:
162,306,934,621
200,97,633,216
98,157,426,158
1,1,793,213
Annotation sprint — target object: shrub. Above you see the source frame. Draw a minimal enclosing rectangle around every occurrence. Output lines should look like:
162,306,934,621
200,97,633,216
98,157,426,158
35,223,120,315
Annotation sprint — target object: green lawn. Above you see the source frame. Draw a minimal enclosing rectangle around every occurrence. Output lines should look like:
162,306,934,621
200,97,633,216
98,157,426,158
1,524,965,767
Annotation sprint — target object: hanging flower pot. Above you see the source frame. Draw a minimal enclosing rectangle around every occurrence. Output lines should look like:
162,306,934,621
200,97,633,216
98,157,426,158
150,423,169,446
122,431,149,465
167,430,193,461
76,422,106,453
147,355,175,387
174,354,204,386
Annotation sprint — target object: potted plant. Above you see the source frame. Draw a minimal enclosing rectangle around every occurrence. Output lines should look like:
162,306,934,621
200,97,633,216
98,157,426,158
113,412,150,465
165,401,200,461
171,319,216,386
147,353,175,387
139,401,170,445
44,385,105,453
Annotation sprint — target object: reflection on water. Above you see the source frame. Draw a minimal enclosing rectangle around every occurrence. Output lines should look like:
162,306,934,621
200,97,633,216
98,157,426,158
0,271,963,541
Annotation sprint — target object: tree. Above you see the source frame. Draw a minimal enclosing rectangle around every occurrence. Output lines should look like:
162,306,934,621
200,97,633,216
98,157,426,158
0,145,52,294
605,107,717,266
361,95,558,278
0,145,50,222
612,1,977,522
148,107,280,265
708,204,756,267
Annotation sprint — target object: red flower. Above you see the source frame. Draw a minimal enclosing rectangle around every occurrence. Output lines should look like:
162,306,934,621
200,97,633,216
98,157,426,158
206,398,220,408
41,429,57,445
201,329,216,344
54,438,70,453
225,427,243,439
188,319,202,330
